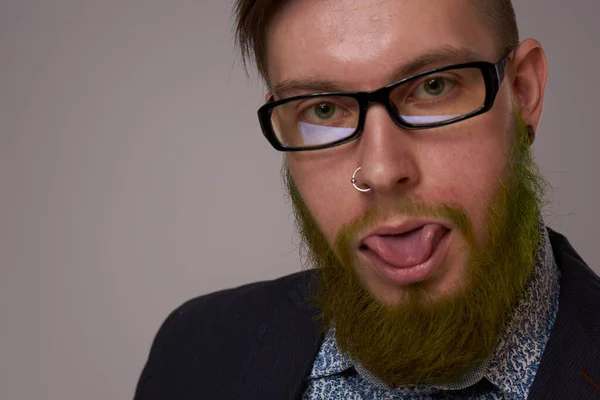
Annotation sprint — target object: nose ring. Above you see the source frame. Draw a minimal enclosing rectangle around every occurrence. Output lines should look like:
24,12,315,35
351,167,372,193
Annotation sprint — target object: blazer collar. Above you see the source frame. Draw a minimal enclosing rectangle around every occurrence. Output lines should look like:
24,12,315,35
234,271,324,400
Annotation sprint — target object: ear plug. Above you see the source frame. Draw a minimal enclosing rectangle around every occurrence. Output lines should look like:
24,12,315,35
527,125,536,144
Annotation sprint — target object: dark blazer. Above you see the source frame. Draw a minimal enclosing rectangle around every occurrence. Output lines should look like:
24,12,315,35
134,230,600,400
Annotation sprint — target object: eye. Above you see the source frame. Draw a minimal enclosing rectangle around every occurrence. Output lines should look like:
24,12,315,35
302,102,349,125
412,77,456,100
295,96,358,126
423,78,446,96
311,102,337,120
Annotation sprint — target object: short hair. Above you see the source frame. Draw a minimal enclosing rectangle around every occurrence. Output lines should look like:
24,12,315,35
234,0,519,84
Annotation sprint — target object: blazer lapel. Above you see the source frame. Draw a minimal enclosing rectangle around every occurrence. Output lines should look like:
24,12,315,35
234,272,324,400
528,313,600,399
528,230,600,399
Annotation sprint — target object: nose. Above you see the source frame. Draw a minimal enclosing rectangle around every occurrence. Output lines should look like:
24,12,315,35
356,105,421,197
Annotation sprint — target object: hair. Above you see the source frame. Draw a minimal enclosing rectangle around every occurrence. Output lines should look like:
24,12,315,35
233,0,519,83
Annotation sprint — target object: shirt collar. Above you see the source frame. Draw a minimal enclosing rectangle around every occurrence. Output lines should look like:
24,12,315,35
308,224,560,397
484,224,560,396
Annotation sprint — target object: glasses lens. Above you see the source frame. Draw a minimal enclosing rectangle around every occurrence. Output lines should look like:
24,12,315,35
270,96,360,148
390,67,486,126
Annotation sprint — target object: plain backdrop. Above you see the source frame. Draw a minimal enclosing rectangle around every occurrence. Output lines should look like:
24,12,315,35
1,0,598,399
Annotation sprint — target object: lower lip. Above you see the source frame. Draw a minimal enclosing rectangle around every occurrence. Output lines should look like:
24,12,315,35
360,230,452,286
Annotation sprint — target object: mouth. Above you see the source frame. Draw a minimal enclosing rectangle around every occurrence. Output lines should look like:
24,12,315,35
359,222,452,286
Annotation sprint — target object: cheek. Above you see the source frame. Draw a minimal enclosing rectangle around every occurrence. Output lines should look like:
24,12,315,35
423,126,512,239
286,152,359,244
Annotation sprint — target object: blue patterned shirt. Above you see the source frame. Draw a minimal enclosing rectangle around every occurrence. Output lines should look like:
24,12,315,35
302,226,560,400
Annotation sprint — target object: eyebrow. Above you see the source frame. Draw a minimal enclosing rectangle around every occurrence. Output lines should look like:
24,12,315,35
270,46,485,99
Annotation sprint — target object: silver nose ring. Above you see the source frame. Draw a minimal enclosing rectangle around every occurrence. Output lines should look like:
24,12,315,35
351,167,372,193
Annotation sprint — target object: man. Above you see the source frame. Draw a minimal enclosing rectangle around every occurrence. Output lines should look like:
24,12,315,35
134,0,600,399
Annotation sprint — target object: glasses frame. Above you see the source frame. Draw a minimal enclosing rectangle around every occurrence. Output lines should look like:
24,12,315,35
258,51,511,152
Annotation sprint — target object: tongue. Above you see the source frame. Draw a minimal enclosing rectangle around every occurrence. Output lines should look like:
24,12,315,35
362,224,447,269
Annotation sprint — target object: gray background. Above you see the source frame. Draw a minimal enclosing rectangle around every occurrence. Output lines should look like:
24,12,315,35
1,0,598,399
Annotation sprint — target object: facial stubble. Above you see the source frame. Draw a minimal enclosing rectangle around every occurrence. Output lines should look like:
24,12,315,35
284,113,547,387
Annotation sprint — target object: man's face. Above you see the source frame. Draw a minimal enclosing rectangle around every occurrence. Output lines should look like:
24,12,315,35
264,0,547,386
266,0,517,304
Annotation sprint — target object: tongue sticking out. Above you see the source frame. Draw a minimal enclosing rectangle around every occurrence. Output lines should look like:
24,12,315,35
362,224,448,269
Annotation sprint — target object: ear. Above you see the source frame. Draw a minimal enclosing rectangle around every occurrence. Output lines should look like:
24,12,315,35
509,39,548,131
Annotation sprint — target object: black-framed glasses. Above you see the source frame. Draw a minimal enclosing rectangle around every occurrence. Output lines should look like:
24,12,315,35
258,52,510,152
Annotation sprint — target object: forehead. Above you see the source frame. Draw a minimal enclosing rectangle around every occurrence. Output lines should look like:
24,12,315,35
266,0,496,91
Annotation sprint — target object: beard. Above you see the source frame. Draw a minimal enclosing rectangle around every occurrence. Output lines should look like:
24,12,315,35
283,112,548,387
